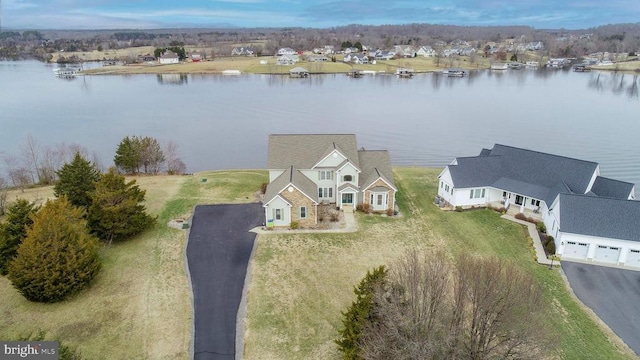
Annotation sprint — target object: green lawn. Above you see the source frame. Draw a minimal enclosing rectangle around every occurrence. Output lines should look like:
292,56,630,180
244,167,635,360
0,170,268,359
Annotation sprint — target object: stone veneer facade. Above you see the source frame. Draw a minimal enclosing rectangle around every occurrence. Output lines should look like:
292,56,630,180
279,187,317,228
363,178,396,212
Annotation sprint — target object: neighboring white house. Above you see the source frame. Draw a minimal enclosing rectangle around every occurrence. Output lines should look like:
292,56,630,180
276,54,299,65
264,134,397,228
417,46,437,57
231,47,255,56
159,50,179,64
527,41,544,51
438,144,639,268
343,53,369,64
277,47,297,56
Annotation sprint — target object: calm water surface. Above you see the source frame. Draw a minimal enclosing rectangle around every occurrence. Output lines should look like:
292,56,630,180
1,61,639,190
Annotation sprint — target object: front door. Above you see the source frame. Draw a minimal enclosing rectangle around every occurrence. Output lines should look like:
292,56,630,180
515,195,524,205
342,193,353,204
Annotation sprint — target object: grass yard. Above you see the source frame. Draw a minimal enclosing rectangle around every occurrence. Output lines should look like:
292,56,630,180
243,167,636,360
0,170,268,359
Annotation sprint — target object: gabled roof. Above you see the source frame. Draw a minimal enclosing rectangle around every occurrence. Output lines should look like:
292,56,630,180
560,194,640,242
268,134,359,169
264,166,318,206
590,176,634,199
445,144,598,204
359,150,396,191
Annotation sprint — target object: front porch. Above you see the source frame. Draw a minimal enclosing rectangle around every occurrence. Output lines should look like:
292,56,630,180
488,200,542,222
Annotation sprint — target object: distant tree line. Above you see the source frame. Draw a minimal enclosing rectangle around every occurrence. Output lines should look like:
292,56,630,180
2,23,639,61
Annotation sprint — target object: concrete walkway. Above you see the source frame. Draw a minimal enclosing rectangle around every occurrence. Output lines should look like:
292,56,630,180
501,215,554,266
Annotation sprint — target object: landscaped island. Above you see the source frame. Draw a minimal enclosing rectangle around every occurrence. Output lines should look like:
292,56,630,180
0,169,635,359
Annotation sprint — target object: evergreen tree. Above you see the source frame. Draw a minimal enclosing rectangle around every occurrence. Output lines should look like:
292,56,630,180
113,136,141,174
336,266,387,359
88,168,155,243
0,199,39,275
8,197,101,302
54,152,101,209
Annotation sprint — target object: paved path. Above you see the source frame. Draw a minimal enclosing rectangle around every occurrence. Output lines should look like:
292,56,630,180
187,204,264,360
501,215,553,265
562,261,640,356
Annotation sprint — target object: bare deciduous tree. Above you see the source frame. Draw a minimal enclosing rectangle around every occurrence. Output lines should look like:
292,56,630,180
360,251,554,360
164,140,186,175
0,176,8,216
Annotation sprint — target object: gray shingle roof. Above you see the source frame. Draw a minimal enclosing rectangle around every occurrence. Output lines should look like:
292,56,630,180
560,193,640,242
446,144,599,205
264,166,318,205
590,176,634,199
359,150,396,190
267,134,359,169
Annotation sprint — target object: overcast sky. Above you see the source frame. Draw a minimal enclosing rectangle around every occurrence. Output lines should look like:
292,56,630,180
2,0,640,30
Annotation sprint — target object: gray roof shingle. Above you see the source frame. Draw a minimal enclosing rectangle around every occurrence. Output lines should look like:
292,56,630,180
264,166,318,205
267,134,359,169
359,150,396,190
560,193,640,242
446,144,599,205
590,176,634,199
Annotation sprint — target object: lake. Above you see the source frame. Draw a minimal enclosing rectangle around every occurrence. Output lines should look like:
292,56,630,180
1,60,639,191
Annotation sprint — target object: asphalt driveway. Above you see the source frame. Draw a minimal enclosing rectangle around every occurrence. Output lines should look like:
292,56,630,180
187,203,264,360
562,261,640,356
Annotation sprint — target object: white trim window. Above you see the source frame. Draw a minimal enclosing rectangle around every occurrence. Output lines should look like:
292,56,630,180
274,208,282,221
299,206,307,219
318,187,334,198
318,170,333,180
469,188,486,199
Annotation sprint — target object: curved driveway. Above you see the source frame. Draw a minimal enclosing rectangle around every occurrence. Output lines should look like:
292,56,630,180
187,204,264,360
562,261,640,356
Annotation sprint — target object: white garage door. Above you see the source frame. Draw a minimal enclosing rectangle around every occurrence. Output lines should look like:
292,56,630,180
563,241,589,260
594,245,621,264
626,249,640,268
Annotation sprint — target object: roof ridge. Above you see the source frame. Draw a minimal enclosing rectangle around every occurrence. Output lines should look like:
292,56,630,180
562,192,635,202
493,144,599,165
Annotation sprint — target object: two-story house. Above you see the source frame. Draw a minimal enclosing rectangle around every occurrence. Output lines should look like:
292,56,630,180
264,134,397,228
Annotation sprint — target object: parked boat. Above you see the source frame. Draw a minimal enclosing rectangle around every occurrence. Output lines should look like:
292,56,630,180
525,61,539,68
573,65,591,72
347,69,363,78
508,62,523,69
53,68,80,78
445,68,466,77
395,67,414,78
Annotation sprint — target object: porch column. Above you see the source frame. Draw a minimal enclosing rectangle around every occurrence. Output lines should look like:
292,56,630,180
520,196,526,213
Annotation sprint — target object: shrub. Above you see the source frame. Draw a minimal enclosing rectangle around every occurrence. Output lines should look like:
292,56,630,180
386,208,394,216
290,221,299,230
546,240,556,255
455,206,463,212
8,197,101,303
536,222,547,233
357,203,372,214
514,212,527,221
0,199,40,275
260,182,268,194
330,213,340,222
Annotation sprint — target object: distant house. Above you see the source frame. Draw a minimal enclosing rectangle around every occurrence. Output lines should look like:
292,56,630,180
344,47,359,54
231,47,255,56
190,53,203,62
416,46,437,57
393,45,416,57
276,54,299,65
527,41,544,51
343,53,369,64
373,50,395,60
277,47,297,56
438,144,640,268
264,134,397,228
159,50,179,64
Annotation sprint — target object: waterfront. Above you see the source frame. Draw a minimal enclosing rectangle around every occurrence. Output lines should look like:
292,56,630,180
1,60,639,190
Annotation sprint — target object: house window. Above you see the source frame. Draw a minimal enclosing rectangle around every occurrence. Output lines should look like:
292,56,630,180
502,191,507,197
299,206,307,219
469,188,485,199
274,209,282,221
377,194,384,206
445,184,449,192
440,181,443,189
530,199,540,206
318,187,333,198
343,175,353,182
318,170,333,180
451,187,453,195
